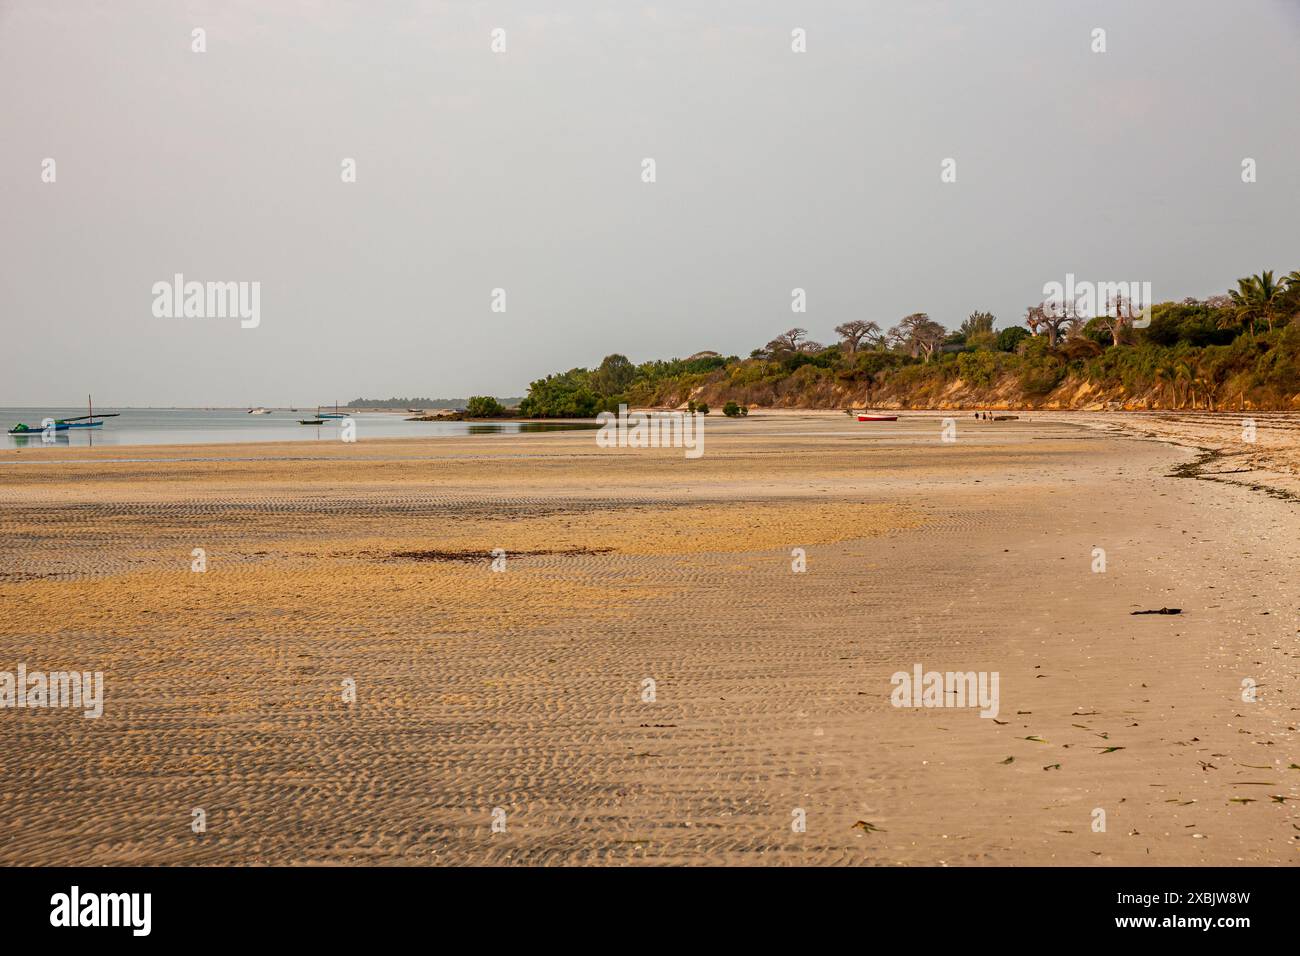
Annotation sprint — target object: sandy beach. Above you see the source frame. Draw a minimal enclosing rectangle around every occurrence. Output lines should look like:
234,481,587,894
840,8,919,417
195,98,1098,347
0,412,1295,865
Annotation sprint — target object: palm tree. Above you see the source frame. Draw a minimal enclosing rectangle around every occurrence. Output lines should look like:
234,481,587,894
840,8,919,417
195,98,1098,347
1153,360,1177,407
1174,362,1194,409
1226,270,1288,334
1283,271,1300,324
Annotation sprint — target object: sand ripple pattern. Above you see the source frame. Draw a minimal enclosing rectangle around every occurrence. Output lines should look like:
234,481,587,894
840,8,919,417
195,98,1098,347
0,418,1295,865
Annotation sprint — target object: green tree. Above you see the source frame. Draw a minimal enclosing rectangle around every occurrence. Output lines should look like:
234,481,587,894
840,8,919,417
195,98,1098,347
593,353,635,397
996,326,1031,352
1226,270,1288,334
465,395,505,417
518,371,601,418
960,311,996,337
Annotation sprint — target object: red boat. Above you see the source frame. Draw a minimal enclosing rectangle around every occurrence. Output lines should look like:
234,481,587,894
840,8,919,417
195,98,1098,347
857,413,897,422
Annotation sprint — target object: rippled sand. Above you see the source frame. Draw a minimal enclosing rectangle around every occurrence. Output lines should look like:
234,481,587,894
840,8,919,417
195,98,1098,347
0,413,1295,865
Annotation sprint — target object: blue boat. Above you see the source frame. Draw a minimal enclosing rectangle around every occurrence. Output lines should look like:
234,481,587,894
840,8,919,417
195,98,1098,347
8,421,69,434
8,395,118,435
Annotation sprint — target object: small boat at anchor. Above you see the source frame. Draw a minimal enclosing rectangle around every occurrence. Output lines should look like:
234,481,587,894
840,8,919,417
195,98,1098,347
298,418,326,425
857,413,898,422
8,396,119,435
9,420,70,434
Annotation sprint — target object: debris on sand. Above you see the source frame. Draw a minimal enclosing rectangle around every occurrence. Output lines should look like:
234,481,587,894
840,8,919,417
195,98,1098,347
1130,607,1182,615
390,547,613,563
851,820,886,833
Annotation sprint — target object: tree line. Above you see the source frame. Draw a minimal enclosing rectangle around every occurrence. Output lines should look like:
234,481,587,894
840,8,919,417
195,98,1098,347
510,268,1300,416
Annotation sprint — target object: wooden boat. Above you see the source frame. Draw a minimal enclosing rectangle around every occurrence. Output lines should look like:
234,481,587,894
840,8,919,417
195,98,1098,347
9,396,118,434
9,421,68,434
9,419,106,434
857,413,898,422
298,418,325,425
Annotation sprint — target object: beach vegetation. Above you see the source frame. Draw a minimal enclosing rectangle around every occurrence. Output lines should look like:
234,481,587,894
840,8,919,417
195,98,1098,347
465,395,507,418
515,268,1300,413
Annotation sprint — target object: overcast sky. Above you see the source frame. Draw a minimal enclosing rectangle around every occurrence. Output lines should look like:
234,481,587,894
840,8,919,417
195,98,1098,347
2,0,1297,406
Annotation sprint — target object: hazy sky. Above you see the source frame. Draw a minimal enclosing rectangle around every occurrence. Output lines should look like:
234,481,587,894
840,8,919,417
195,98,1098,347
2,0,1297,406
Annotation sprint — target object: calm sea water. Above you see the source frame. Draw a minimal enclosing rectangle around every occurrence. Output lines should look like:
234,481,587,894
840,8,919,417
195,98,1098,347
1,407,595,448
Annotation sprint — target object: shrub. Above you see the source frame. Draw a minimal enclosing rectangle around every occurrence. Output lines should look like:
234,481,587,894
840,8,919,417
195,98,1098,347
465,395,506,418
519,372,602,418
723,401,743,417
956,351,1002,388
996,326,1031,352
1059,338,1103,362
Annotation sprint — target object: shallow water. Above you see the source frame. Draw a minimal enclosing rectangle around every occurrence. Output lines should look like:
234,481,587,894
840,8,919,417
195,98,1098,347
1,407,596,448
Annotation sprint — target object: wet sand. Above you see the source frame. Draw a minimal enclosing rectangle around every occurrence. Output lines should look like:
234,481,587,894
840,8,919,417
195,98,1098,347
0,412,1295,865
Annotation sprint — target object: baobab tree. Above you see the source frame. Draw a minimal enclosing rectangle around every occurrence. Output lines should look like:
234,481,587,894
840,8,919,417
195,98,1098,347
1024,302,1071,346
834,320,882,354
889,312,946,361
1095,292,1143,347
765,328,808,354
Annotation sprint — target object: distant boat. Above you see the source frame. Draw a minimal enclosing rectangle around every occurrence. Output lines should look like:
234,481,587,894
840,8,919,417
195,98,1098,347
248,407,271,415
406,408,425,414
317,400,345,419
857,413,897,422
298,418,325,425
